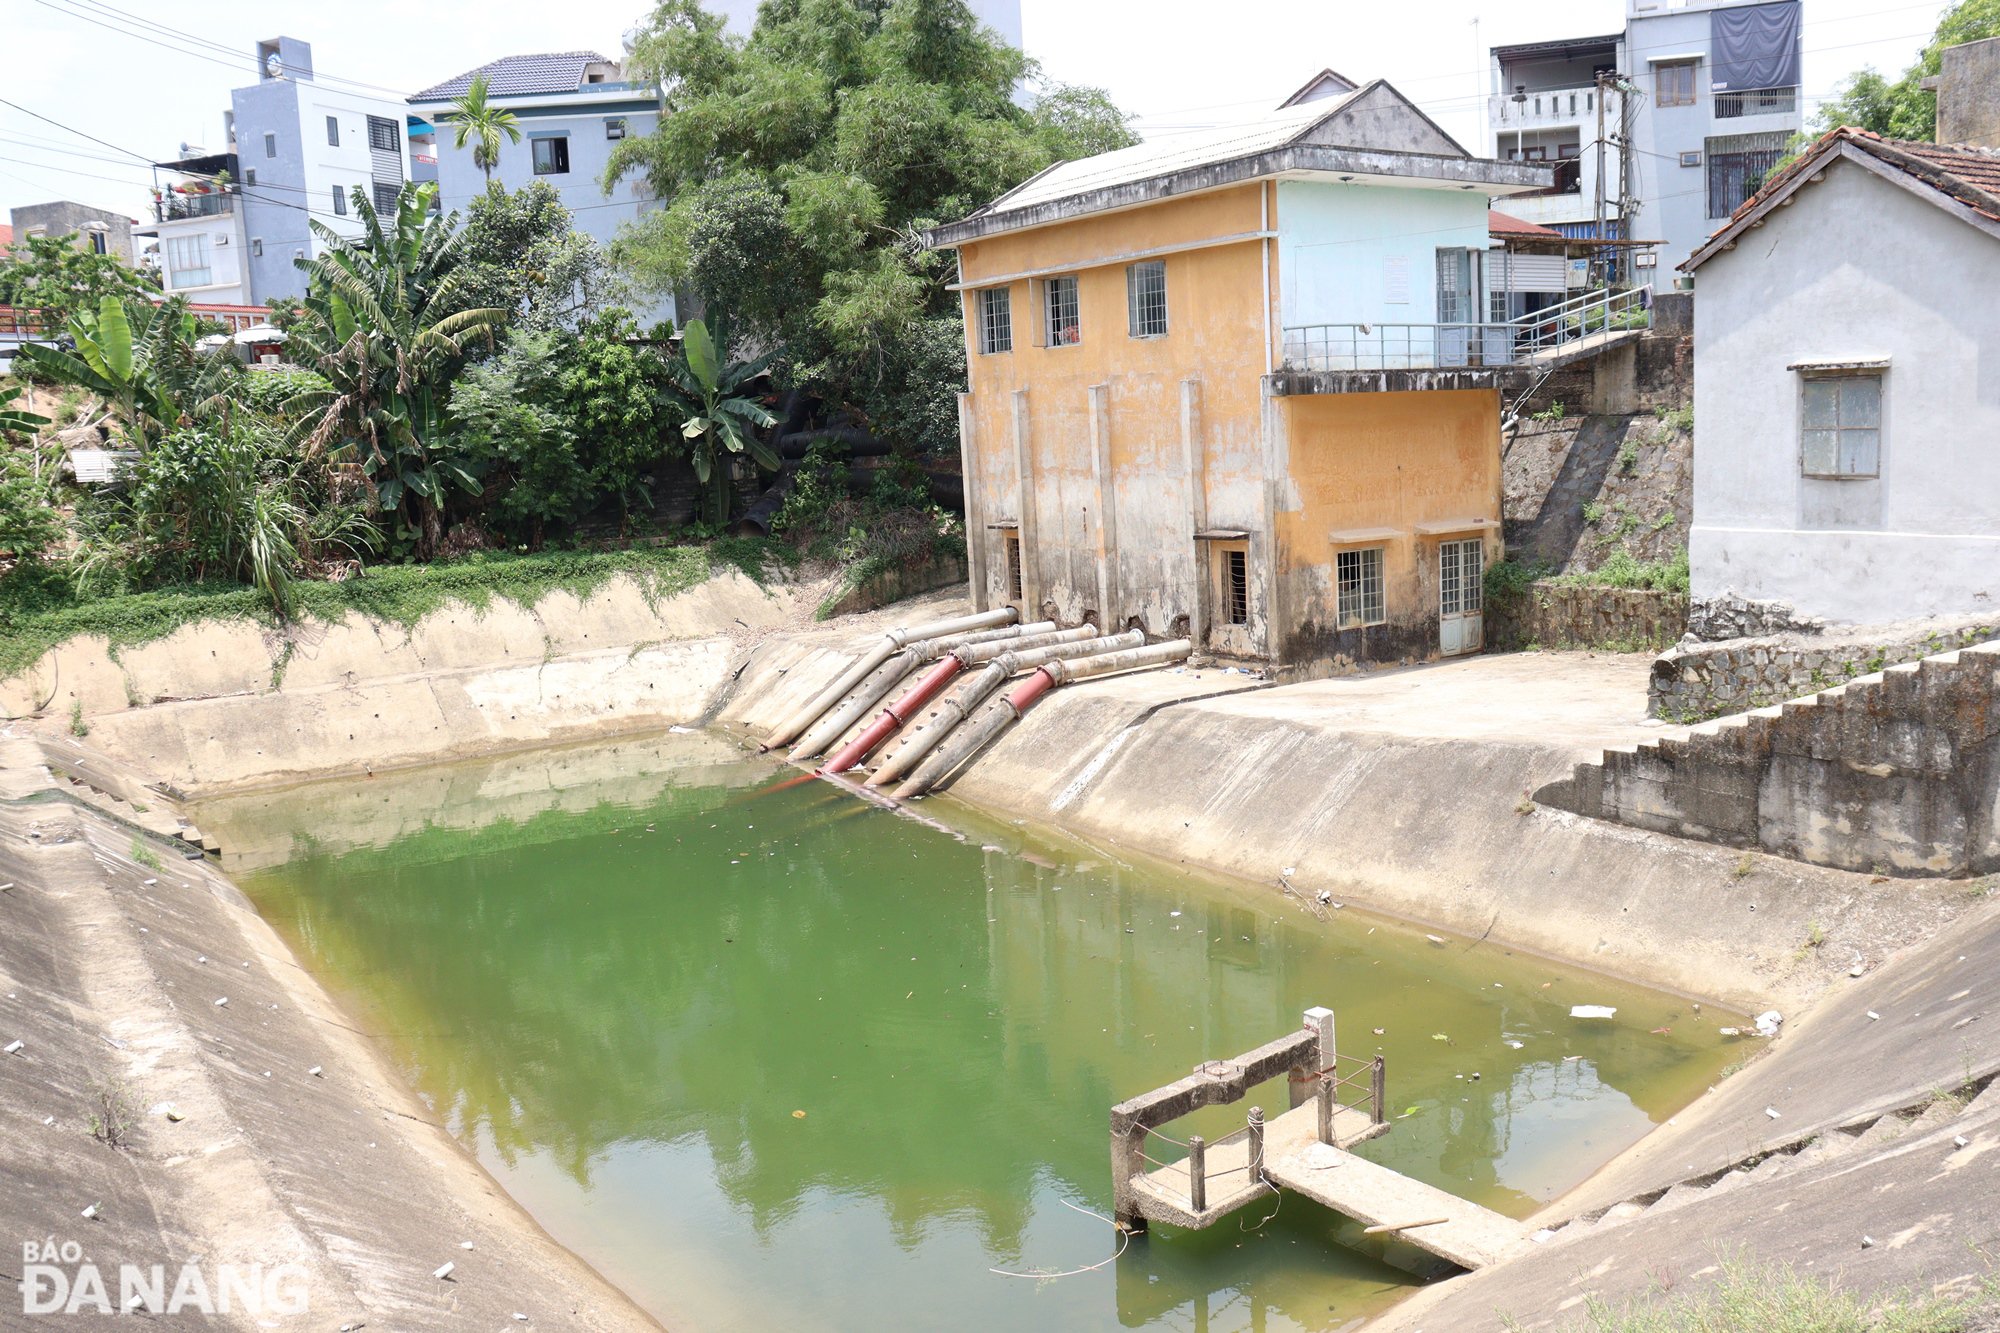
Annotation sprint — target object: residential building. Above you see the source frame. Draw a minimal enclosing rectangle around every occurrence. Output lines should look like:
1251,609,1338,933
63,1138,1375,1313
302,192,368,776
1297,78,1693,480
1923,35,2000,147
1680,127,2000,625
132,151,252,306
408,51,669,323
8,201,134,262
224,36,413,304
924,85,1552,671
1489,0,1801,270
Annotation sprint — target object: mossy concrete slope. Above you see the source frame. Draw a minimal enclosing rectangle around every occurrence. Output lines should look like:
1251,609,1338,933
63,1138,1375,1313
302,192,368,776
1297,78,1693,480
6,571,814,795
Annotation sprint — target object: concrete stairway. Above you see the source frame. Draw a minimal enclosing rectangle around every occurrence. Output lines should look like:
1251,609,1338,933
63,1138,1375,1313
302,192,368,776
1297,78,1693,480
1527,1074,1999,1253
1535,640,2000,875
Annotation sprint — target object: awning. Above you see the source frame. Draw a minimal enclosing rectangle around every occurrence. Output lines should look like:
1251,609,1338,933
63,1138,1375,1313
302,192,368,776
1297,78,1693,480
1327,526,1402,545
232,324,286,344
1194,528,1250,541
1414,517,1501,536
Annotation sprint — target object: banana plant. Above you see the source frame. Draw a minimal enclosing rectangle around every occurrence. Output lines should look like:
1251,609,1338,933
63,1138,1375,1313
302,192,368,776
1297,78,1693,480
284,182,504,555
0,408,50,437
661,318,779,525
12,296,234,448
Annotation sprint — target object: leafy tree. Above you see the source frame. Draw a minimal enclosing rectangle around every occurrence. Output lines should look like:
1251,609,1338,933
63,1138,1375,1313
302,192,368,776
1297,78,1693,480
1816,0,2000,140
0,231,157,323
451,328,593,545
12,295,239,449
607,0,1134,455
558,309,683,519
285,182,506,557
457,182,622,332
0,416,61,570
659,318,777,523
445,75,524,183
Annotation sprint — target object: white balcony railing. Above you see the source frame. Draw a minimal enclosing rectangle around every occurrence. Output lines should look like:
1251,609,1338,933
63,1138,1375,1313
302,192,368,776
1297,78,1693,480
1489,85,1619,130
1282,285,1654,374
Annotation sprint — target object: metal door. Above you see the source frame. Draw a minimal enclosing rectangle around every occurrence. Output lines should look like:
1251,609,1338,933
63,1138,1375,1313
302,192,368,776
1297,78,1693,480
1435,248,1477,367
1439,538,1484,655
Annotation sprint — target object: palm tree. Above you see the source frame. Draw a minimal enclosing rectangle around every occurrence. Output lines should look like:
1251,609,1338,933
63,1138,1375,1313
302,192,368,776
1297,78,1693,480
446,75,522,186
284,182,505,556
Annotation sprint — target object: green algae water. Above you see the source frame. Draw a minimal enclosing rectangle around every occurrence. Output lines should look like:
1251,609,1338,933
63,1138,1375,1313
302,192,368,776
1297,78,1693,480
199,732,1738,1332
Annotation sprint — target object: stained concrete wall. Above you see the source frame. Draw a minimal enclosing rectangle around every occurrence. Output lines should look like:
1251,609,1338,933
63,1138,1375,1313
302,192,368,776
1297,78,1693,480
1934,36,2000,148
1689,158,2000,624
1542,640,2000,875
0,571,814,794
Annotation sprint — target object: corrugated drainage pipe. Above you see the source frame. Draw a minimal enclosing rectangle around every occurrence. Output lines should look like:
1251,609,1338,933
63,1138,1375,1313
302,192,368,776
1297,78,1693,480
820,626,1103,777
762,608,1017,751
892,638,1192,800
787,622,1055,762
865,631,1144,788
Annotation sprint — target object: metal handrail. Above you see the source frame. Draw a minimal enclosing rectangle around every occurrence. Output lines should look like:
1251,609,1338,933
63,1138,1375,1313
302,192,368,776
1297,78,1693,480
1282,284,1652,373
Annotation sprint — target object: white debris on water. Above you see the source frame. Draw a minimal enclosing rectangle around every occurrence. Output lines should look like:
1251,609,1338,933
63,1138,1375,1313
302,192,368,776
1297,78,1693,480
1754,1010,1784,1037
1570,1006,1617,1019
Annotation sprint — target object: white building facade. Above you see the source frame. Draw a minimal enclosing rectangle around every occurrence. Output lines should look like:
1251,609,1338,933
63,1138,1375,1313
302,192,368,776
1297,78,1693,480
1489,0,1801,272
1682,131,2000,625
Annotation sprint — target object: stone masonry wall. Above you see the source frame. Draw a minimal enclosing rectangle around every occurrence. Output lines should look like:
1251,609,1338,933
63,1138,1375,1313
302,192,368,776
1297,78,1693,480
1490,583,1687,652
1540,639,2000,877
1650,615,2000,720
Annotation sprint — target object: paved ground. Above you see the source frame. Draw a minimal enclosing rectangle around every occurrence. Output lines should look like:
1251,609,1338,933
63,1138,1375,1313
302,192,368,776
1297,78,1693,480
1201,651,1687,758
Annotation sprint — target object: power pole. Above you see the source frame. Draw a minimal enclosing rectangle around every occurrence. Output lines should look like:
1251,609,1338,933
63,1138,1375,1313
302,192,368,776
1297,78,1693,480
1593,71,1609,290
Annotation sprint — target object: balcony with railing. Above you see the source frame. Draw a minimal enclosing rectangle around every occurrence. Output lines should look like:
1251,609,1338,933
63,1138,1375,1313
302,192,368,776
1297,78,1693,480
1275,286,1653,391
1714,86,1799,119
151,190,235,224
1489,83,1618,131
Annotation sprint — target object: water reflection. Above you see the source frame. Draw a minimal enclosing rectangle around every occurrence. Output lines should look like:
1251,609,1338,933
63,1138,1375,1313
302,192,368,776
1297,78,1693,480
200,735,1731,1333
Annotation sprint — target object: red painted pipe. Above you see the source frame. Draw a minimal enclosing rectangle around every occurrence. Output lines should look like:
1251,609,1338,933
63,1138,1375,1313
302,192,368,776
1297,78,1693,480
819,656,966,775
1005,668,1058,713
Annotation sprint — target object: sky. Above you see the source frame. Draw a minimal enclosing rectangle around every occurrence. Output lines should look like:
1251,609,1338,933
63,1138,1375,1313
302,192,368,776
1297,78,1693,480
0,0,1960,225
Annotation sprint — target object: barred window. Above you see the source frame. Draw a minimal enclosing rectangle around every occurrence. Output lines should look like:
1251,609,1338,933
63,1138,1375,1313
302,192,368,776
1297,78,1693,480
372,182,399,214
1003,531,1023,600
1126,260,1167,338
978,287,1012,354
1223,548,1248,625
1044,274,1080,346
367,116,399,152
1705,132,1789,219
1336,548,1385,628
1801,374,1881,478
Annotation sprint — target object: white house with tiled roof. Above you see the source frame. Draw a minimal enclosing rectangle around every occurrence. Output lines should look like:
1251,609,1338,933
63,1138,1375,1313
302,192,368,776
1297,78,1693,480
409,51,670,323
1682,126,2000,625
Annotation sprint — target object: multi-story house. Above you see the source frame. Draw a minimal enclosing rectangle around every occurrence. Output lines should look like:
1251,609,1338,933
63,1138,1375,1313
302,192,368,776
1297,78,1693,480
408,52,668,323
1490,0,1802,271
925,84,1568,673
8,201,134,263
132,151,252,306
220,36,412,304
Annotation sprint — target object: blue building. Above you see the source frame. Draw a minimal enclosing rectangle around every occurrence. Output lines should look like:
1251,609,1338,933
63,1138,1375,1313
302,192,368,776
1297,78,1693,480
408,52,669,324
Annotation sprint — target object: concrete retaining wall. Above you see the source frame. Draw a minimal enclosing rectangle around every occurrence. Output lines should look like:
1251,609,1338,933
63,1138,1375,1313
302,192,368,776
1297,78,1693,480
1490,583,1687,652
1544,641,2000,876
1649,615,2000,720
2,571,818,794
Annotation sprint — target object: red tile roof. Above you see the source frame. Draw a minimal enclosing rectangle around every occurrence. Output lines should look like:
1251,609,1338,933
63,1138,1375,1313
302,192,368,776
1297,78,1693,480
0,223,11,254
1689,127,2000,267
1488,209,1561,238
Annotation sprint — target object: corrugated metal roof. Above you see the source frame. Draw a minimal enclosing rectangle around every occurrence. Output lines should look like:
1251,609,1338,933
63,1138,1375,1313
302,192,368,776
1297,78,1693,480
978,94,1368,215
412,51,612,102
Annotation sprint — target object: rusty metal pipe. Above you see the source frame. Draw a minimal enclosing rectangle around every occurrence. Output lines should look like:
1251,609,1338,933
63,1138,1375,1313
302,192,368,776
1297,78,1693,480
891,638,1191,800
762,607,1016,750
788,622,1055,761
865,631,1143,788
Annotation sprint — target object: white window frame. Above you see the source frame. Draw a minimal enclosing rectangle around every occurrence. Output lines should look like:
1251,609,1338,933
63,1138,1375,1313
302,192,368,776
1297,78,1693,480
1800,371,1882,479
1335,547,1386,629
977,286,1012,355
1126,260,1167,339
605,117,628,140
163,233,212,289
1043,273,1080,348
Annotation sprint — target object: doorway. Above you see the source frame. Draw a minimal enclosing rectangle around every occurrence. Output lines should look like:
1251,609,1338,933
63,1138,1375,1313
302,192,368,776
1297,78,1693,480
1439,538,1484,655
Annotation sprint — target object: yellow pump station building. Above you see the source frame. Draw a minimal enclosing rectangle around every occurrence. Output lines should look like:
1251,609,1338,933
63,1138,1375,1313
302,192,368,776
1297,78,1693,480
925,81,1552,671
